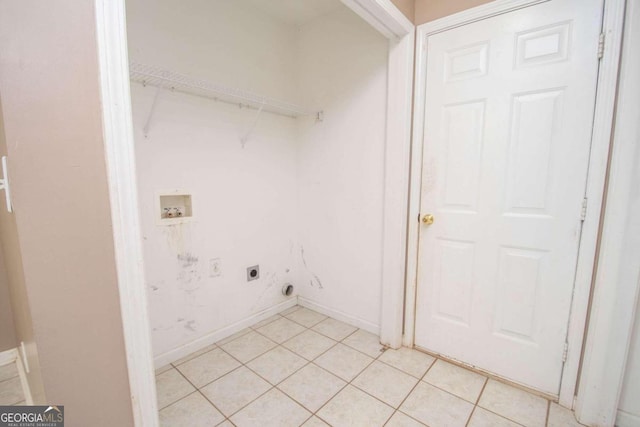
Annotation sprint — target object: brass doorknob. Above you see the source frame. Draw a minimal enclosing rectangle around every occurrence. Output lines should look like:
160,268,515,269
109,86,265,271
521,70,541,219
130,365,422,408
422,214,435,225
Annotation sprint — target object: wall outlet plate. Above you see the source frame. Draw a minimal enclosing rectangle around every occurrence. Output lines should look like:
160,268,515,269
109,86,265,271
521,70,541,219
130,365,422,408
247,265,259,281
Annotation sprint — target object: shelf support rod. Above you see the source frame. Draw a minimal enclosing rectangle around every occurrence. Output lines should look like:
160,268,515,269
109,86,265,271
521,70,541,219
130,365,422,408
143,86,162,138
240,102,265,147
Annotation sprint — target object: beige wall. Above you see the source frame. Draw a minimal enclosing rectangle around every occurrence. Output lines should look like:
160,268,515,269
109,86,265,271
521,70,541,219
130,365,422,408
0,95,45,401
0,224,17,352
415,0,493,24
391,0,415,22
0,1,134,425
0,243,17,352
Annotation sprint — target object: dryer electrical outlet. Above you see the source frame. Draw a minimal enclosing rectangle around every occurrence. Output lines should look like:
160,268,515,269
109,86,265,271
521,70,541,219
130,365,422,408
246,265,259,281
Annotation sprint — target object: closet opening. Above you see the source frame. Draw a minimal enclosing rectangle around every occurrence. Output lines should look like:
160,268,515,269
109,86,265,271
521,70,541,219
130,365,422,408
125,0,410,372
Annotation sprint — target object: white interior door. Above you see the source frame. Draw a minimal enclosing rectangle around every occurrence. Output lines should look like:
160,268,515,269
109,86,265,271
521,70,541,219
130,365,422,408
414,0,603,394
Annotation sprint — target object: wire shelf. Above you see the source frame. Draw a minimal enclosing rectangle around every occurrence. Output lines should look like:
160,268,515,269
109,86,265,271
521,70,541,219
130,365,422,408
129,62,317,118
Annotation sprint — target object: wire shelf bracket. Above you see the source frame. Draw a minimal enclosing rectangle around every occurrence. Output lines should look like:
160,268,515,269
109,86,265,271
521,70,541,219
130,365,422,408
129,63,322,138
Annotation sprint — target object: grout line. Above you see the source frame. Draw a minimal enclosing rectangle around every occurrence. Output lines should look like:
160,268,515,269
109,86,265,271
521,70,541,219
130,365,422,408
474,376,489,406
157,307,552,427
545,399,551,427
170,367,227,417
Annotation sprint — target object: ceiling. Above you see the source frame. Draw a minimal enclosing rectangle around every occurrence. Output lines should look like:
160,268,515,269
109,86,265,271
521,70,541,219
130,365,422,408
240,0,345,26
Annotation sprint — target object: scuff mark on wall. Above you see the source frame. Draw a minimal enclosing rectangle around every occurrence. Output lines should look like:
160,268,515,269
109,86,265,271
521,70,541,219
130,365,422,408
301,246,323,289
148,280,164,292
184,320,196,332
176,252,201,292
178,253,198,267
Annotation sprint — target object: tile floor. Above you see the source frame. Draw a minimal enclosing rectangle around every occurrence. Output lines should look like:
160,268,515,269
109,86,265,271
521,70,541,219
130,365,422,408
0,361,25,406
156,306,586,427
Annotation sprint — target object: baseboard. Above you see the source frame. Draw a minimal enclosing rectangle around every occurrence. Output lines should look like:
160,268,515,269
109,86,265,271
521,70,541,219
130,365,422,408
0,348,18,366
616,410,640,427
0,348,32,405
154,298,298,368
298,297,380,335
14,351,33,405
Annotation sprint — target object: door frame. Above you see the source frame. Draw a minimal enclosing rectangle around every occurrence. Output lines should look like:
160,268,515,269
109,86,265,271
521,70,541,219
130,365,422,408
404,0,626,411
94,0,414,425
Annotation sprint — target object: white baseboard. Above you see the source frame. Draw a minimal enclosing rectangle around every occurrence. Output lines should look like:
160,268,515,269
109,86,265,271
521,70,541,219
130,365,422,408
0,348,32,405
0,348,18,366
154,298,298,368
14,351,33,405
298,297,380,335
617,410,640,427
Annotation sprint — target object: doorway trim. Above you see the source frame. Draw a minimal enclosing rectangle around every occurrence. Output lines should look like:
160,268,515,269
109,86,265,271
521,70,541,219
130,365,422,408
405,0,625,412
94,0,414,425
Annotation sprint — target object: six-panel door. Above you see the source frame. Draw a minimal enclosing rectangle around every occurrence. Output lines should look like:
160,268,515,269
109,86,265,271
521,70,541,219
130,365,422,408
414,0,603,394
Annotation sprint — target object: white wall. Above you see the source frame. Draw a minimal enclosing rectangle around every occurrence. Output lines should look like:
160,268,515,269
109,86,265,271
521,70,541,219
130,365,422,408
128,0,300,360
618,298,640,427
128,0,389,361
295,8,389,332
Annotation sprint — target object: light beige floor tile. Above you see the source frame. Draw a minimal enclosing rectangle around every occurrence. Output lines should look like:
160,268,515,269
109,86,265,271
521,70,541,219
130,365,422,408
216,328,252,346
0,377,23,405
285,307,327,328
172,343,218,366
400,382,474,427
280,305,302,316
230,388,311,427
352,361,418,408
314,343,373,382
246,346,306,385
312,318,358,341
386,411,426,426
317,385,394,427
251,314,282,330
548,403,584,427
200,366,271,416
278,364,346,412
155,368,196,409
216,421,234,427
283,329,336,361
467,407,521,427
423,359,487,403
478,380,548,427
256,317,306,344
220,331,277,363
155,364,172,376
14,401,26,406
159,392,224,427
0,363,18,382
343,329,385,358
176,348,241,388
378,347,435,378
302,416,330,426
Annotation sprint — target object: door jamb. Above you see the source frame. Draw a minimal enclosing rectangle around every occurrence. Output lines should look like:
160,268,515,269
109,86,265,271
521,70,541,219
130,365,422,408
94,0,415,425
404,0,626,412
